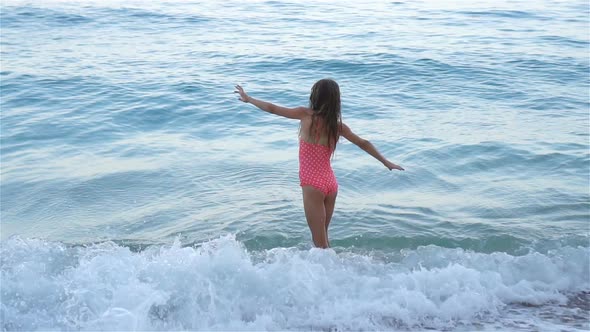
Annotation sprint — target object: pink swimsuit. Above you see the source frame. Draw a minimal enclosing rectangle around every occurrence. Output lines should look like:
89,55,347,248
299,139,338,195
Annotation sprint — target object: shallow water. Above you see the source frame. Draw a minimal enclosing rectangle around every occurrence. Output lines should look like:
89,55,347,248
1,0,589,330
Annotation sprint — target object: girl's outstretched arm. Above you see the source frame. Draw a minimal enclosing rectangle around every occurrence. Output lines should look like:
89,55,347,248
341,123,404,171
234,85,305,120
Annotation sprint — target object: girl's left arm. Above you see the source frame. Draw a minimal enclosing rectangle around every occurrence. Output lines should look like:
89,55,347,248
234,85,304,120
341,123,404,171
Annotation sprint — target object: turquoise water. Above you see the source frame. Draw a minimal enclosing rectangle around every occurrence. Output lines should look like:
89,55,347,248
1,0,589,330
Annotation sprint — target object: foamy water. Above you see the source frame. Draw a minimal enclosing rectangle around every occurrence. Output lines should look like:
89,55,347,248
2,235,588,331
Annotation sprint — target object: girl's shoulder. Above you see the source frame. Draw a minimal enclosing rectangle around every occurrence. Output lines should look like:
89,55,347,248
298,107,316,121
300,107,314,116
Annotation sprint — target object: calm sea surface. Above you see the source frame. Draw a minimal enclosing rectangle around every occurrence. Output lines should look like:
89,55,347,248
1,0,589,330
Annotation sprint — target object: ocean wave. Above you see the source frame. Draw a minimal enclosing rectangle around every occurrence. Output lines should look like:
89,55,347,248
1,235,588,331
456,10,550,21
1,5,210,30
0,6,93,28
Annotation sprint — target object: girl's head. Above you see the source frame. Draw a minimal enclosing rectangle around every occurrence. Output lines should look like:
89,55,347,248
308,78,342,150
309,78,341,112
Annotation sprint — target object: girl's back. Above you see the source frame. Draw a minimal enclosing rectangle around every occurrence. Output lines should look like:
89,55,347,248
298,108,334,147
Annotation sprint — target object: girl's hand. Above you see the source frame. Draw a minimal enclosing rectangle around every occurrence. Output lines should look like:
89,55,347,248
385,161,404,171
234,85,250,103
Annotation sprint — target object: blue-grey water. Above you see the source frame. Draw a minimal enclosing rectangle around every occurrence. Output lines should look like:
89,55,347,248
1,0,589,330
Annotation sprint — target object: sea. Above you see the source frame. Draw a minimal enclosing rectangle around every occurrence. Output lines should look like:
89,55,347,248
1,0,589,330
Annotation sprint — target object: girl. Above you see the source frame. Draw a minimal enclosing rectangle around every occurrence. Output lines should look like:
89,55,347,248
234,79,404,248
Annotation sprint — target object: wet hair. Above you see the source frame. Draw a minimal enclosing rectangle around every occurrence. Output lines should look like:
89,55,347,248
308,78,342,152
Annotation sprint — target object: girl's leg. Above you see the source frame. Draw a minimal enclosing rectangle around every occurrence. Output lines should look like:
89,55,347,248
301,186,328,248
324,191,338,247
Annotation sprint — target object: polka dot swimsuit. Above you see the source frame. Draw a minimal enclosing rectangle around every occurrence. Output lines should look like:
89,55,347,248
299,139,338,195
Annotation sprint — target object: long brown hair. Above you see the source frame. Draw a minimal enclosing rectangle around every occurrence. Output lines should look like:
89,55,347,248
308,78,342,152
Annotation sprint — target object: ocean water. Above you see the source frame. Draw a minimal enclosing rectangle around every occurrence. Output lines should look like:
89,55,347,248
1,0,589,330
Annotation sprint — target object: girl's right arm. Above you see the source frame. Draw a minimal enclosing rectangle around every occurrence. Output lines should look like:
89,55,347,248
234,85,305,120
341,123,404,171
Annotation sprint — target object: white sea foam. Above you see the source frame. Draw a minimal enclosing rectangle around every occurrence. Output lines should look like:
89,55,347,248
1,235,588,331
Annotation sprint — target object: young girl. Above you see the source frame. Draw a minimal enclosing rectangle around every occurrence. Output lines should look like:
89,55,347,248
234,79,404,248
